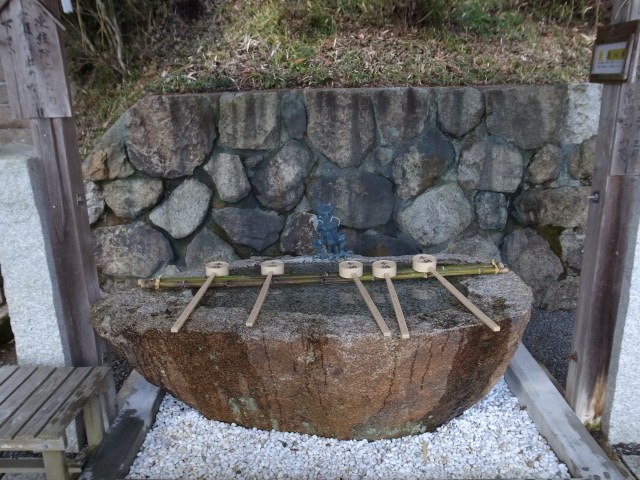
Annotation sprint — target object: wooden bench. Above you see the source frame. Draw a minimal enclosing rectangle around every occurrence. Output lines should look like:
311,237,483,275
0,365,111,480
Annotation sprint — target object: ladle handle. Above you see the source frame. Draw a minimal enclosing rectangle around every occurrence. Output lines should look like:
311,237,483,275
429,270,501,332
385,273,409,339
352,274,391,337
171,274,216,333
246,272,273,327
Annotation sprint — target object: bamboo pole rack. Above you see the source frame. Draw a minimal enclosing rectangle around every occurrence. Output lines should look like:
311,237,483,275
139,262,508,290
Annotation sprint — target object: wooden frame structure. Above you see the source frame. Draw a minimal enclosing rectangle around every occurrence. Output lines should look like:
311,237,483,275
0,0,116,425
566,0,640,429
0,0,637,450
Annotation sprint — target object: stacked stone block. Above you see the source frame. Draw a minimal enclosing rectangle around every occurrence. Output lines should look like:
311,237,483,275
84,84,601,309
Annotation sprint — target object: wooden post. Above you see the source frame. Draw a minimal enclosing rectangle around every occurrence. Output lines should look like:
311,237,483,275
0,0,115,417
566,0,640,428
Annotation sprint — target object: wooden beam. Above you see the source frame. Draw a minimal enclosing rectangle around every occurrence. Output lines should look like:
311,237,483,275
506,345,626,480
566,0,640,428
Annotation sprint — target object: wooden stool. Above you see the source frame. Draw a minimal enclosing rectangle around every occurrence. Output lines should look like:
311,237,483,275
0,365,111,480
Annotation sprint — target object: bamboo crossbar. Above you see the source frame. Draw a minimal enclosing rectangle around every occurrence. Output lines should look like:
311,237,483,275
138,263,508,290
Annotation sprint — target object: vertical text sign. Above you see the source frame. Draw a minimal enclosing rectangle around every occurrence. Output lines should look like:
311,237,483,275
612,83,640,175
0,0,71,119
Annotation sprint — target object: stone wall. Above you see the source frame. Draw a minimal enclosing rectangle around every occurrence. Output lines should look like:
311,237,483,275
84,84,601,309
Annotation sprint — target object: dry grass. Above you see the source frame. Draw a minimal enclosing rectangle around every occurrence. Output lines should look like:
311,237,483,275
69,0,601,154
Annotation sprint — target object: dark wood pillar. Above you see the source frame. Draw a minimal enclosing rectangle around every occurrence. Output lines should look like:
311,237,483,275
566,0,640,428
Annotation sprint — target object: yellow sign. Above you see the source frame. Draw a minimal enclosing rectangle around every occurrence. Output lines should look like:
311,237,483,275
607,48,627,61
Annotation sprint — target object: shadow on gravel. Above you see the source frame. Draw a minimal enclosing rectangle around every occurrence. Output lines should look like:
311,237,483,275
522,307,574,388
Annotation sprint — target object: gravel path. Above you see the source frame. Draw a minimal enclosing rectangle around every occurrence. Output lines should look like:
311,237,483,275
126,379,570,480
522,308,574,388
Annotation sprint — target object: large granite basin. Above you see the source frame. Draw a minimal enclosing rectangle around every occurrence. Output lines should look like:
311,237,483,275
91,255,533,440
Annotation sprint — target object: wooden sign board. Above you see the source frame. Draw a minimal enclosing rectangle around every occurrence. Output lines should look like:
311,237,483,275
0,0,72,118
590,20,640,83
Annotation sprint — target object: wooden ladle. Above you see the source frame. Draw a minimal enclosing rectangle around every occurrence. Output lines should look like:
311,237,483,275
171,261,229,333
372,260,410,339
412,255,500,332
339,260,391,337
246,260,285,327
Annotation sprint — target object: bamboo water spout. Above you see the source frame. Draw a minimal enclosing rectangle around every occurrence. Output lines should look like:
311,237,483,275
138,262,508,290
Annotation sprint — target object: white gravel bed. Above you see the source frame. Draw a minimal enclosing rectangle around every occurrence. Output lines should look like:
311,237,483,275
126,378,570,480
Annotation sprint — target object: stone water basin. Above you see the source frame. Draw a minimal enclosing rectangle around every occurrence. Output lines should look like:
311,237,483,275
91,255,533,440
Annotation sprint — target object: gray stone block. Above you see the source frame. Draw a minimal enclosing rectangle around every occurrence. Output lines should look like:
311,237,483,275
396,183,473,247
541,276,580,311
501,228,563,305
0,144,68,366
280,212,318,256
185,228,239,268
204,152,251,203
93,222,173,278
219,92,281,150
443,229,502,262
475,191,508,231
559,83,602,145
212,207,284,252
103,178,164,219
526,144,562,185
82,114,133,181
83,180,105,225
436,87,484,138
372,87,429,147
485,85,565,149
305,88,375,168
458,138,523,193
568,136,596,182
392,129,454,201
282,91,307,139
560,228,585,271
513,186,590,228
149,179,212,239
252,140,315,211
126,95,216,178
307,171,394,229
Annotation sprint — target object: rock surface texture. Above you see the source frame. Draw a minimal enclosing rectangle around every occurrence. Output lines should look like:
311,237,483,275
502,229,563,304
204,153,251,203
93,222,173,278
436,87,484,138
125,95,215,178
308,172,394,229
150,179,212,239
252,140,315,211
213,207,284,252
458,139,523,193
513,186,590,228
219,92,281,150
372,87,429,147
305,89,375,168
484,86,564,149
396,183,473,247
103,178,164,219
91,256,533,440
